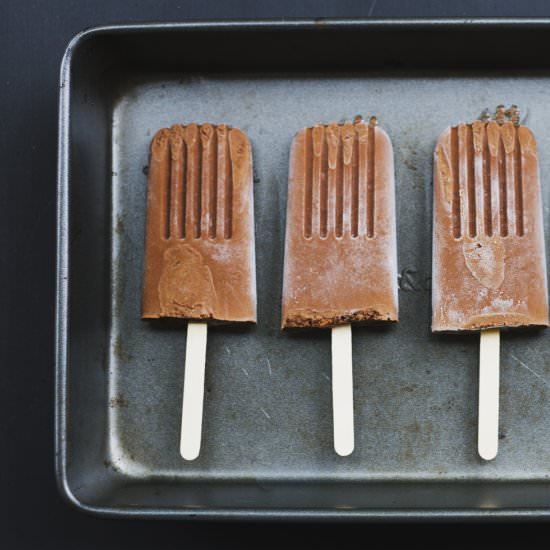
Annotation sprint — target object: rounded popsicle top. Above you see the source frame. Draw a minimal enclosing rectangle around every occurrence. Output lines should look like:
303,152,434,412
292,116,392,153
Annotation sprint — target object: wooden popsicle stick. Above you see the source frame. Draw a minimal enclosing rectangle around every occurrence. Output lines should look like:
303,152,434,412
478,328,500,461
180,322,208,460
331,324,354,456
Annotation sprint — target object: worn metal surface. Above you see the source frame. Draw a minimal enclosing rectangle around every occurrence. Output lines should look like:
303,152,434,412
57,20,550,519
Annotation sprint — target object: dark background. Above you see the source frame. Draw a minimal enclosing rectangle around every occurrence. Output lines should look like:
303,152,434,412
4,1,550,548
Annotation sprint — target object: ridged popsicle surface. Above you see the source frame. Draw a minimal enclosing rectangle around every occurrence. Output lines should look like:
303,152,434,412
282,119,398,329
142,123,256,323
432,113,548,332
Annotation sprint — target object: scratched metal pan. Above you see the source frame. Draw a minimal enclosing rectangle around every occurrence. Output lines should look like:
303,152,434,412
56,19,550,520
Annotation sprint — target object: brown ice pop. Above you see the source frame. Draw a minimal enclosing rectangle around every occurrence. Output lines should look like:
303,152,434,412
432,106,548,332
142,123,256,460
282,118,398,329
142,123,256,323
281,117,398,456
432,106,549,460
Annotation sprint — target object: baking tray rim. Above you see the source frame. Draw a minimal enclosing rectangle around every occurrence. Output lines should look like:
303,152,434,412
56,17,550,520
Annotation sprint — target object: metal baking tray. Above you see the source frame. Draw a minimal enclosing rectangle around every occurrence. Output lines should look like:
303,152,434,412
56,19,550,520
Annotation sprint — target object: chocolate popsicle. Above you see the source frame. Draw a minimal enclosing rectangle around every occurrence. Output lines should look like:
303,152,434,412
142,123,256,459
281,118,398,455
432,106,549,459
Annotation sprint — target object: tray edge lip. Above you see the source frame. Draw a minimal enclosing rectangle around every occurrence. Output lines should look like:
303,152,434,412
55,18,75,515
51,16,550,39
55,17,550,519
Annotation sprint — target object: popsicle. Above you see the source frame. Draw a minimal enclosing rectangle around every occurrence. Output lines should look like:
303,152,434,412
142,123,256,460
432,106,549,460
282,117,398,456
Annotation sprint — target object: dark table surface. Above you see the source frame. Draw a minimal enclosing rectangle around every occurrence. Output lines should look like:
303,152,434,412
4,1,550,548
